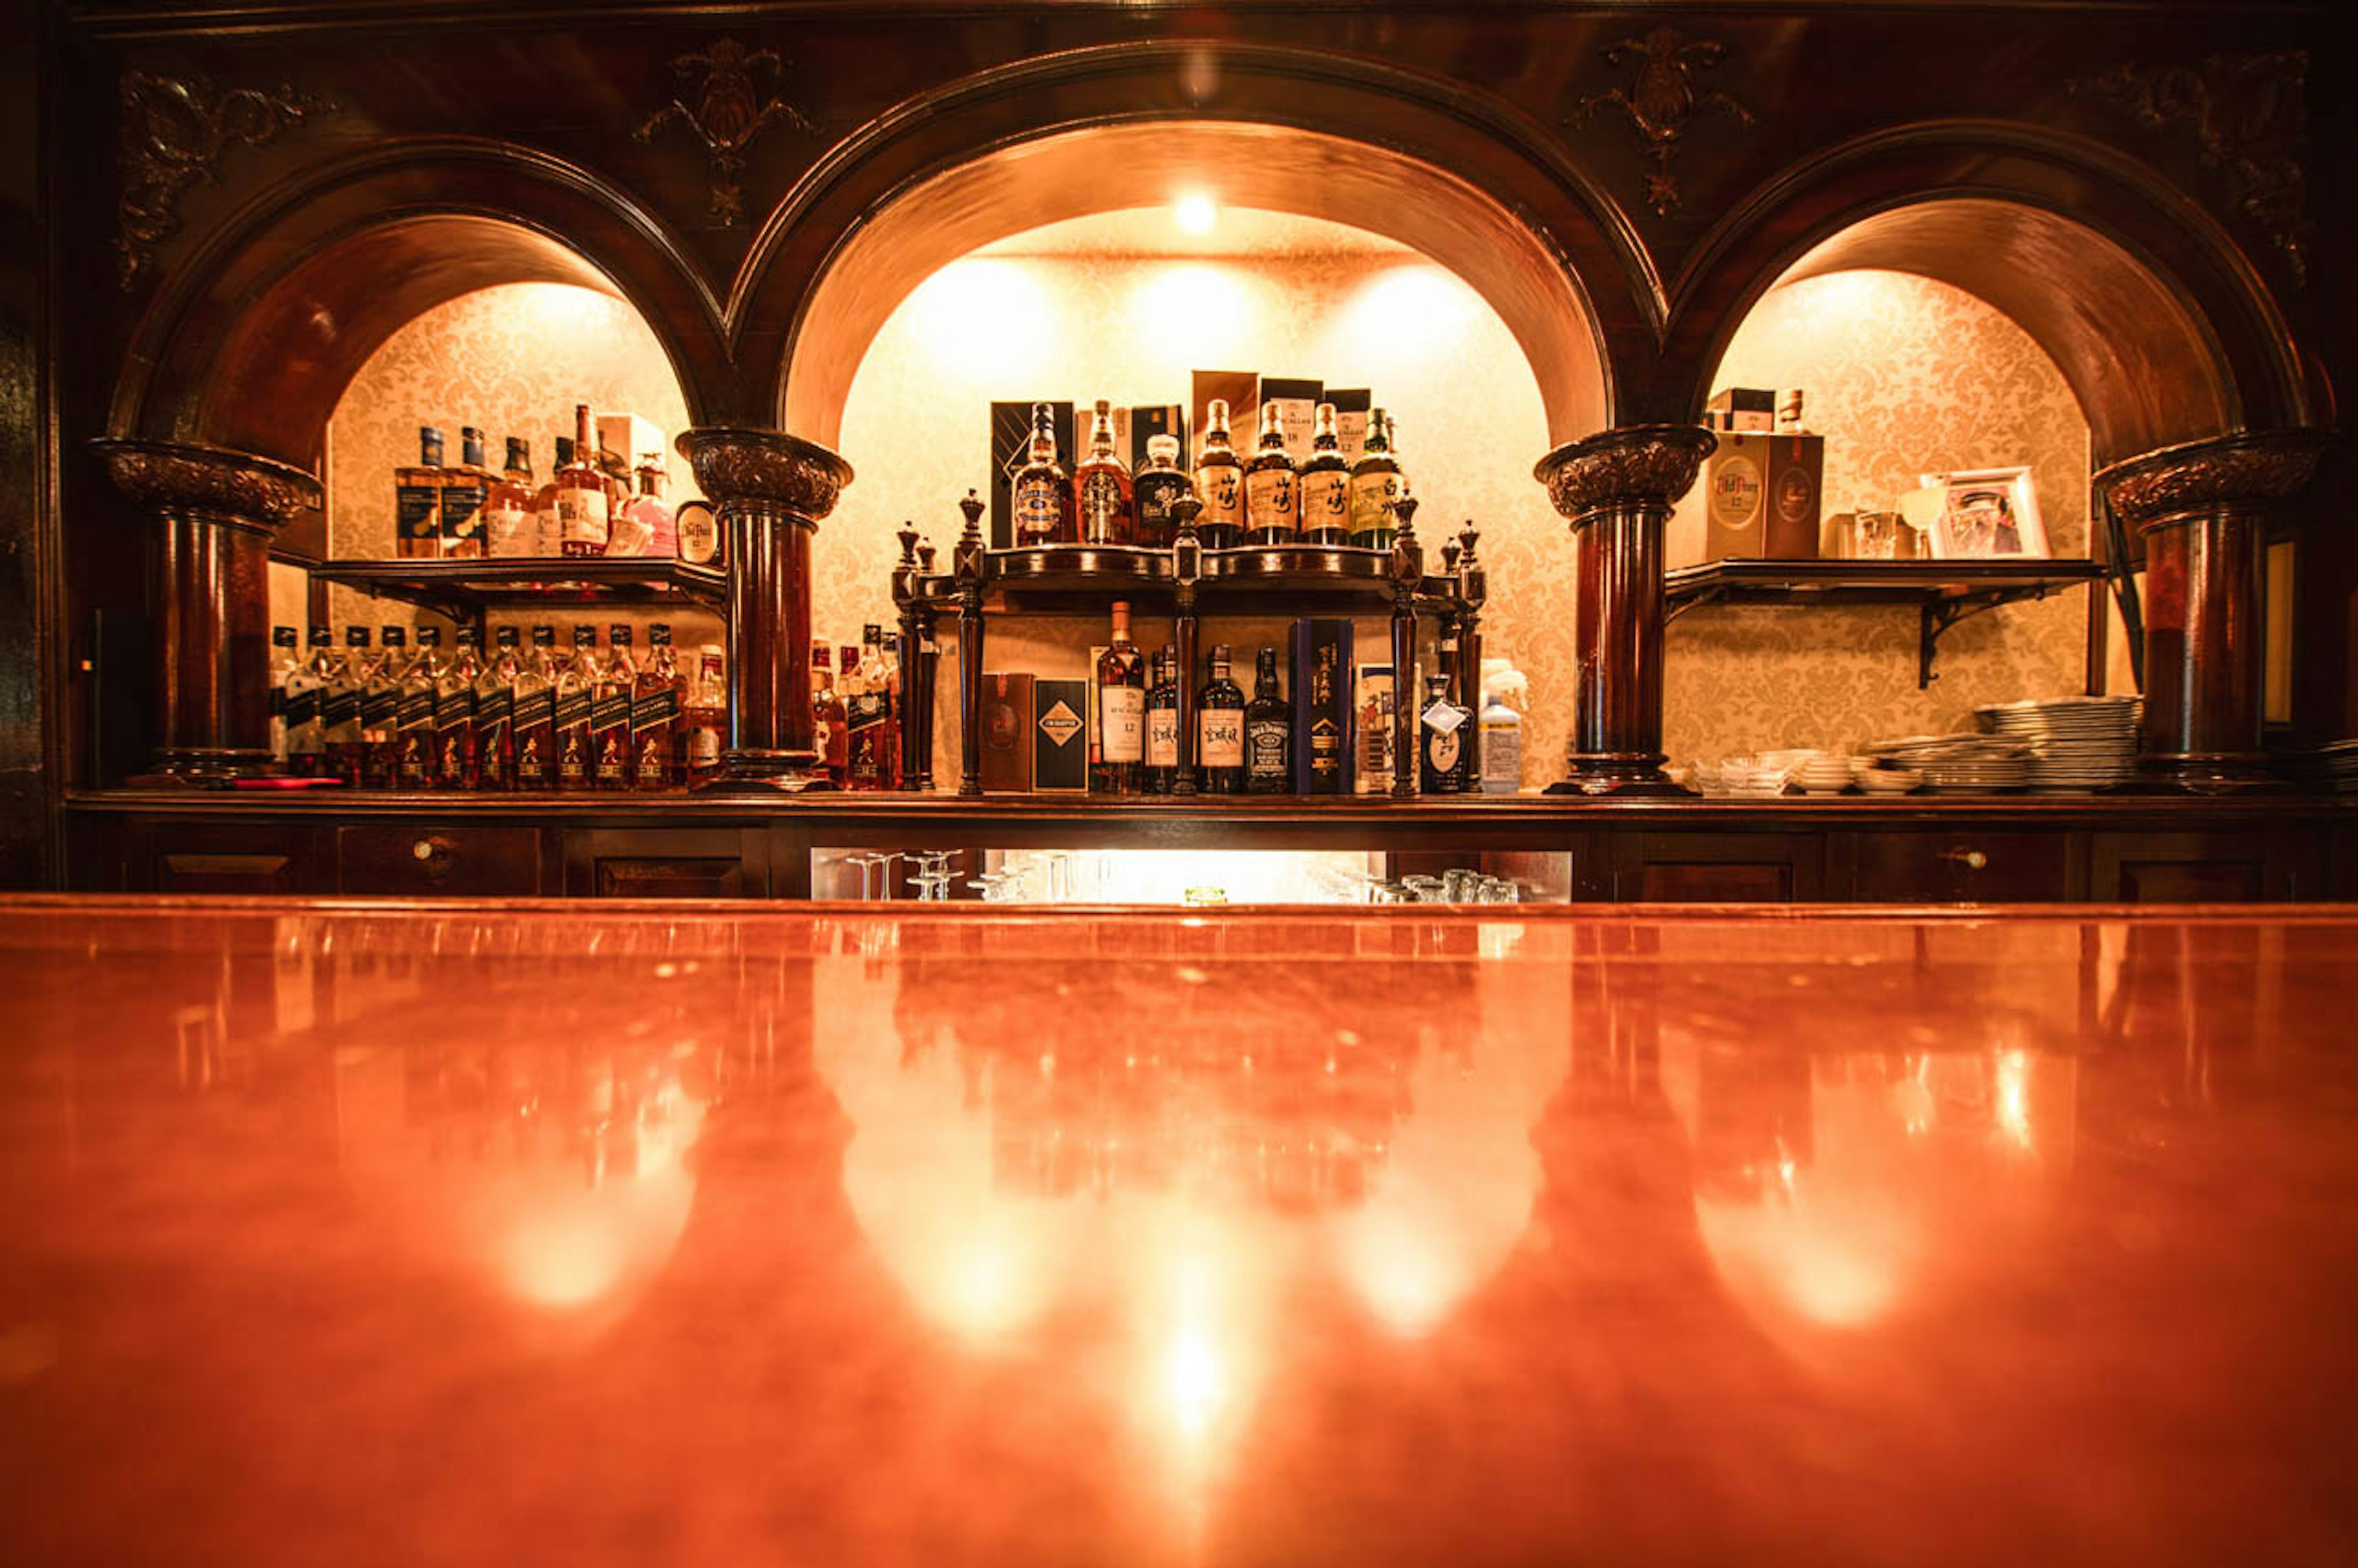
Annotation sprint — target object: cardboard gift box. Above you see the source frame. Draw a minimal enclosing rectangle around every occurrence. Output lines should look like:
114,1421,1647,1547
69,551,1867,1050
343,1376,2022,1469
979,672,1035,793
1033,678,1089,792
1290,618,1355,795
1703,430,1823,561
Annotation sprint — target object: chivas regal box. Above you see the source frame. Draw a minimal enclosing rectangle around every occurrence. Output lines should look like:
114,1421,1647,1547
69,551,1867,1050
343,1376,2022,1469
989,401,1076,549
979,672,1035,793
1290,618,1355,794
1033,678,1089,792
1703,430,1824,561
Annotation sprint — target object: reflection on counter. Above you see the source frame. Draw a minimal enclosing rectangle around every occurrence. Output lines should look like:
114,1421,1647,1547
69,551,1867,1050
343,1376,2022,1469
810,845,1569,903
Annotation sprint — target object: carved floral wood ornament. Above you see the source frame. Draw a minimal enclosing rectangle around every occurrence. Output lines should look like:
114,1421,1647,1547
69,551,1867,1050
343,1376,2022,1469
635,37,816,226
115,72,325,288
1572,26,1756,217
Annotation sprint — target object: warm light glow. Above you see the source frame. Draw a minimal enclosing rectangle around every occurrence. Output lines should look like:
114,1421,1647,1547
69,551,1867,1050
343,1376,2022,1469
1128,263,1256,364
1994,1049,2034,1149
1161,1327,1228,1436
1334,264,1481,362
901,258,1056,381
1173,193,1218,235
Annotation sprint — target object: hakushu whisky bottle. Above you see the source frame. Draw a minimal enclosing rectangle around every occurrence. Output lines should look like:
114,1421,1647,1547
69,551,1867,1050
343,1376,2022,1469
1244,646,1291,794
1197,643,1247,793
557,406,611,557
1348,407,1403,549
1243,402,1301,545
324,626,370,785
1298,403,1351,546
435,627,483,790
395,427,445,560
475,626,522,791
1419,672,1471,794
1145,646,1179,794
360,626,407,788
1073,399,1135,546
396,626,443,790
512,626,559,790
1133,434,1190,549
1191,399,1245,549
440,427,491,559
632,624,682,790
484,438,534,557
554,625,599,790
1013,402,1075,547
1092,600,1146,794
591,624,638,790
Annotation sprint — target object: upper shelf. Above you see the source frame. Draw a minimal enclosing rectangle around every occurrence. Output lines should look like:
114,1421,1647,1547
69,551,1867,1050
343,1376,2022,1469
902,543,1473,618
311,559,729,622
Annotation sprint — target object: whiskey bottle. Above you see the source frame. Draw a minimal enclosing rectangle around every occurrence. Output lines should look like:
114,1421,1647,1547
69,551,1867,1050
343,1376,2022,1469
484,439,535,557
1298,403,1351,546
1244,646,1291,794
360,625,407,788
810,641,849,784
286,626,332,777
612,456,675,559
554,624,599,790
1092,600,1146,794
557,406,611,558
1012,402,1075,547
1144,647,1178,794
631,624,682,790
869,623,902,790
1243,402,1300,546
846,626,892,791
1133,435,1190,549
1073,399,1135,546
435,627,483,790
323,626,370,784
475,626,523,791
591,624,638,790
440,427,492,559
513,626,559,790
681,645,727,785
532,435,572,558
1197,643,1246,793
268,626,300,764
1418,672,1470,794
1348,407,1404,549
395,427,446,561
395,626,444,790
1191,399,1245,549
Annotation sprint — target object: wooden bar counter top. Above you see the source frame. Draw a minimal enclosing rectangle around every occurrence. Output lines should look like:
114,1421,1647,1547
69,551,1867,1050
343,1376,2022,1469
4,896,2357,1566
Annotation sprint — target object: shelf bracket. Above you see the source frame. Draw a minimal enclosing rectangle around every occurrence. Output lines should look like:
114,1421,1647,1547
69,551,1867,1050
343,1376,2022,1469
1664,586,1727,626
1919,586,2050,688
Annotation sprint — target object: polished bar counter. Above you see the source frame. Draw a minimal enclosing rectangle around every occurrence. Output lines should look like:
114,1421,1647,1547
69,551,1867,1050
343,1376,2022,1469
4,896,2357,1566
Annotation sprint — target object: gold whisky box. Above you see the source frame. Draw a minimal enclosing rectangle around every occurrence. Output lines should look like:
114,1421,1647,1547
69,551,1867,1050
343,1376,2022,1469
1703,431,1823,561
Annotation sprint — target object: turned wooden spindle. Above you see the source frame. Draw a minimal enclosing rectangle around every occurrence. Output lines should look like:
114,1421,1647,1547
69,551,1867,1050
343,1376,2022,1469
1388,492,1423,798
953,489,989,797
1170,492,1204,795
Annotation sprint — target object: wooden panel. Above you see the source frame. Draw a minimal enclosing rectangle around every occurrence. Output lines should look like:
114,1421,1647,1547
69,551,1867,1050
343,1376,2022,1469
1843,829,2077,902
563,829,766,899
1605,833,1824,903
338,825,545,896
2090,831,2310,903
133,821,331,895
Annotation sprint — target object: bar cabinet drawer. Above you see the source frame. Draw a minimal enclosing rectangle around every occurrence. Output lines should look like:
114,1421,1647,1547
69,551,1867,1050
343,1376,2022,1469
1596,833,1826,902
338,826,547,896
561,829,768,898
131,822,332,895
1845,830,2076,902
2091,831,2311,902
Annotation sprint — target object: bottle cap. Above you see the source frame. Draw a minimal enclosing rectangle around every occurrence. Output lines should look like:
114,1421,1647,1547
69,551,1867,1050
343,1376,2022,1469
454,626,478,646
609,624,634,643
495,626,519,646
506,437,530,468
273,626,297,647
416,626,441,647
345,626,370,646
573,624,596,643
307,626,331,646
1148,434,1179,464
382,625,406,646
419,427,444,464
531,625,556,645
649,624,672,645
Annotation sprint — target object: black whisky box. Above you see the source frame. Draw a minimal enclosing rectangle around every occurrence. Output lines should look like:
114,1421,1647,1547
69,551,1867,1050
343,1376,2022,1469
989,400,1076,549
1117,405,1189,475
1033,678,1089,792
1190,370,1258,462
1326,388,1373,463
979,672,1034,793
1705,386,1776,433
1290,618,1355,794
1703,431,1824,561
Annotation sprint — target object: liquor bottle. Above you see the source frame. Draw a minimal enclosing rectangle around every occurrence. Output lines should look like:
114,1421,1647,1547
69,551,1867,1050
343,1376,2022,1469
870,624,902,790
395,428,445,560
513,626,559,790
591,624,637,790
618,456,676,559
484,438,535,557
267,626,300,764
1298,403,1351,546
475,627,523,791
1011,402,1074,547
632,624,683,790
1133,434,1190,550
1419,672,1471,794
1091,600,1146,794
284,626,333,777
532,436,573,558
558,406,611,558
1348,406,1404,550
323,626,370,784
811,642,849,784
1244,646,1291,794
1243,401,1300,546
395,626,444,790
846,624,892,791
554,625,599,791
435,627,483,790
1197,643,1246,793
440,427,491,559
1144,648,1179,795
681,645,728,785
1073,399,1134,546
360,625,408,788
1191,399,1244,549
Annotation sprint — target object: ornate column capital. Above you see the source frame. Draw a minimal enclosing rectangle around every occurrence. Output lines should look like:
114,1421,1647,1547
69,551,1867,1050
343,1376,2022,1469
1534,424,1717,527
90,437,321,535
2094,427,2331,534
675,427,852,524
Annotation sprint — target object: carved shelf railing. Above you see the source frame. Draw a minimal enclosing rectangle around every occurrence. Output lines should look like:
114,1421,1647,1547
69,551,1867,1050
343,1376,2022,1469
310,558,729,626
1662,558,2109,688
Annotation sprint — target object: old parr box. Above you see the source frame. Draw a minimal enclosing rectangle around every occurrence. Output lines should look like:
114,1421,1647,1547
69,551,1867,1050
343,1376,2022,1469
979,672,1035,793
1033,678,1089,793
1703,430,1823,561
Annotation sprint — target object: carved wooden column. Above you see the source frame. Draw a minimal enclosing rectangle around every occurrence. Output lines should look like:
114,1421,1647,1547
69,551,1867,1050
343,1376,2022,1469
677,427,852,793
2094,429,2331,792
1535,425,1716,796
91,438,321,785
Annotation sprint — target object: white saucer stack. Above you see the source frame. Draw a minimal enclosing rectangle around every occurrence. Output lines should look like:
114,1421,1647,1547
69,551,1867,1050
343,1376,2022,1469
1974,696,2141,791
1861,732,2032,793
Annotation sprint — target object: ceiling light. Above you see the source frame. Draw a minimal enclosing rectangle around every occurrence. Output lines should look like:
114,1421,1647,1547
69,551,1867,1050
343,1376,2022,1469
1174,194,1218,236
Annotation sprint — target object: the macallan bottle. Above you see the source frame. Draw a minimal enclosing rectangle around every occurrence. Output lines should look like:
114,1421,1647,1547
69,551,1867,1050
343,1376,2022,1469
1132,434,1190,549
484,438,535,557
440,427,492,559
553,625,599,790
532,436,574,558
1191,399,1245,549
434,627,483,790
395,427,445,560
1348,407,1404,550
323,626,370,784
1012,402,1074,547
1073,399,1134,546
268,626,300,764
512,626,559,789
360,625,408,788
557,406,612,558
1092,600,1146,794
1298,403,1352,546
1244,646,1291,794
395,626,444,790
810,642,849,784
1243,402,1301,546
681,645,727,784
1197,643,1246,793
474,626,523,791
631,624,682,790
591,624,638,790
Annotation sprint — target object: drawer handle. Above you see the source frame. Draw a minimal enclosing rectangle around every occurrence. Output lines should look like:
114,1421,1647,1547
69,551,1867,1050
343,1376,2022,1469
411,836,456,872
1940,847,1989,871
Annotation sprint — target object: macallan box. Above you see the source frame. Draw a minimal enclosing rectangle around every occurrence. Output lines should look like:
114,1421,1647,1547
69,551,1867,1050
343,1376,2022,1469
979,672,1035,793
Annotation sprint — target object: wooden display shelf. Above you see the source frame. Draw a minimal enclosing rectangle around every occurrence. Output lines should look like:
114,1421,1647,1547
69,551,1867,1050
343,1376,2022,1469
1663,559,2110,687
901,543,1422,617
310,558,728,623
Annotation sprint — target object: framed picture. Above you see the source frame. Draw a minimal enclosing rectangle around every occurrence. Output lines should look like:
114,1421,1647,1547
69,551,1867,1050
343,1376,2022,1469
1902,467,2047,560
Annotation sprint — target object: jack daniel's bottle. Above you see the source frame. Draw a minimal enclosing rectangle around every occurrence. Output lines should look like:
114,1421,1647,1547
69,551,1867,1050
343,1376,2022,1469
1244,647,1290,794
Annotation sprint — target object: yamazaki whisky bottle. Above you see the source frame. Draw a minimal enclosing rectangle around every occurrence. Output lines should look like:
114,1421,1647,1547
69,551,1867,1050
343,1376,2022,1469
632,624,682,790
554,625,599,790
1191,399,1245,549
395,626,443,790
1243,402,1300,545
513,626,559,789
1298,403,1351,546
591,624,638,790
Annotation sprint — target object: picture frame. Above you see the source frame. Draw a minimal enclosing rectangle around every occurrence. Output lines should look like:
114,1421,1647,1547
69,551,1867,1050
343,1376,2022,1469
1904,467,2048,560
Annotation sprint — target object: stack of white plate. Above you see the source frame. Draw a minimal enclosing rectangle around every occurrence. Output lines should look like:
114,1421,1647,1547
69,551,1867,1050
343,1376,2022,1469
1861,733,2032,793
1974,696,2141,791
1791,753,1857,795
1853,763,1924,796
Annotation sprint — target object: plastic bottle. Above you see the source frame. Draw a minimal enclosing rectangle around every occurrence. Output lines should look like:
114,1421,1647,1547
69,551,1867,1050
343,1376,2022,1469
1478,656,1526,795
